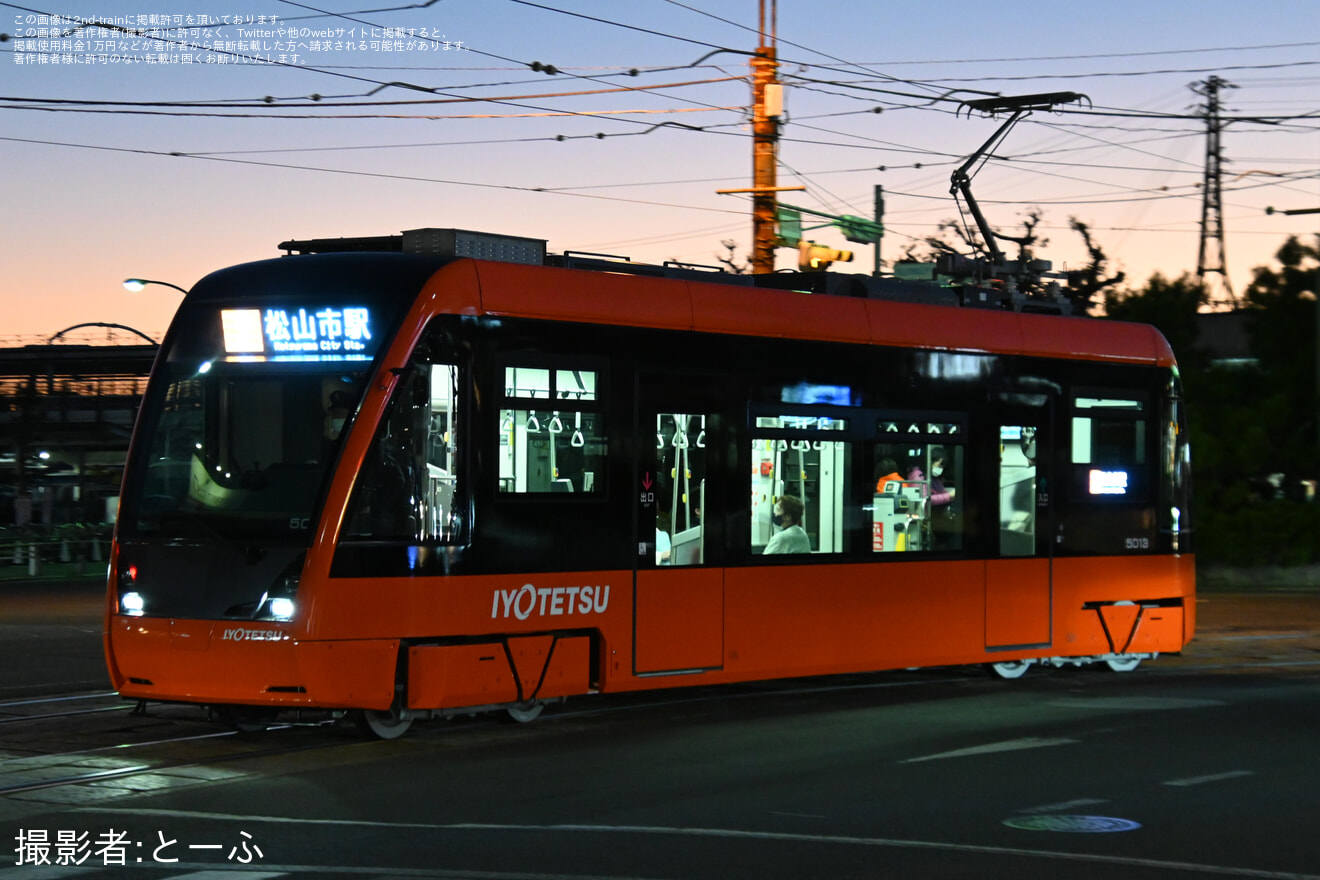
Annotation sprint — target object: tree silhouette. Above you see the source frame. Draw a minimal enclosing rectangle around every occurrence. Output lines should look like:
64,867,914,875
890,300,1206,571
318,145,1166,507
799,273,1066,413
1107,236,1320,565
1067,218,1126,315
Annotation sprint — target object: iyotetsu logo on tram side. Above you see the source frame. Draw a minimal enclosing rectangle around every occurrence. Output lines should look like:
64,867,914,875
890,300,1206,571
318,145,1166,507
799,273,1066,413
491,584,610,620
220,627,288,642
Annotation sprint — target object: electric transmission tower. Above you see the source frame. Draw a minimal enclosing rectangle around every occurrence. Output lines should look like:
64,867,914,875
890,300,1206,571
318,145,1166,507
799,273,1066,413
1192,75,1237,308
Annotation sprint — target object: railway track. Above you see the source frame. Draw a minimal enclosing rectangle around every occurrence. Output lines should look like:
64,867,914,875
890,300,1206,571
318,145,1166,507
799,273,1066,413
0,691,126,725
3,642,1312,807
0,671,964,804
0,692,351,803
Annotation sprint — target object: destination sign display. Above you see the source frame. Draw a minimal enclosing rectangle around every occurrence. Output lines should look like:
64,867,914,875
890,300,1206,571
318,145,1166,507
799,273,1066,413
1088,468,1130,496
220,306,375,361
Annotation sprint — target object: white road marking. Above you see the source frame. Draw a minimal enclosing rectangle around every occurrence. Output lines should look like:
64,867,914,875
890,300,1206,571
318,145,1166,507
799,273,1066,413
1163,770,1255,787
1163,661,1320,670
154,873,288,880
1016,798,1109,813
900,736,1075,763
7,868,98,880
1200,633,1320,641
1047,697,1224,711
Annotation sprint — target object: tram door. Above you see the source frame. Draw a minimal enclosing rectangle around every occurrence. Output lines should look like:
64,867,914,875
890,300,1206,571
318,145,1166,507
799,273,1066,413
633,377,723,675
986,420,1052,650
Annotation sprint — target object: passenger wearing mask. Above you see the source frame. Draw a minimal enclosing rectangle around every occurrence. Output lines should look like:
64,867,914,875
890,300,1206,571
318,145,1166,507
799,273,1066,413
763,494,812,554
907,446,956,511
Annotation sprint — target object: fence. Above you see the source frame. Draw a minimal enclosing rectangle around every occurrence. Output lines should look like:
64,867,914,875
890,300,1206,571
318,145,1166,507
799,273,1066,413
1,526,112,580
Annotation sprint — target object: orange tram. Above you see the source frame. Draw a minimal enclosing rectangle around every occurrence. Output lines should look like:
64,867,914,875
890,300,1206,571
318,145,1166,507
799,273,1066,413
105,229,1194,737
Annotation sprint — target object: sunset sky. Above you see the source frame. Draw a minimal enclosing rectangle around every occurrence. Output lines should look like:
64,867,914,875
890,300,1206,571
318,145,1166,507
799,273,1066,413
3,0,1318,343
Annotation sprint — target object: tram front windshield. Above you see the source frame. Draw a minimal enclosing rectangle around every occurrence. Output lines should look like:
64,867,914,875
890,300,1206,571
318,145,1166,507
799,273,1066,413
126,359,368,542
119,287,409,543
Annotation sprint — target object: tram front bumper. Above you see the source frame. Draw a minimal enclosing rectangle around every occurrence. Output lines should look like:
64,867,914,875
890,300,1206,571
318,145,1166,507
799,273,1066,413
106,616,398,710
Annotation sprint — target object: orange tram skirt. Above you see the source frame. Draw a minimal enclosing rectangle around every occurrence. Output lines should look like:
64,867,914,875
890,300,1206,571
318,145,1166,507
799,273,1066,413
105,554,1195,713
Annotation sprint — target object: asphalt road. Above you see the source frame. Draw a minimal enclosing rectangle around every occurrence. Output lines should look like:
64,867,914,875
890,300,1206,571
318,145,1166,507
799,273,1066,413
0,577,109,699
2,578,1318,879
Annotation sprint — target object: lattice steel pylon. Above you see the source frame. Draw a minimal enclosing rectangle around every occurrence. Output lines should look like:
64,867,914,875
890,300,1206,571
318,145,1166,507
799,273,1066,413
1192,76,1237,308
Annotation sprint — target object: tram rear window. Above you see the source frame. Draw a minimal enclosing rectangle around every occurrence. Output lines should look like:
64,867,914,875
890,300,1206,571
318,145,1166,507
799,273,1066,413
1072,395,1147,498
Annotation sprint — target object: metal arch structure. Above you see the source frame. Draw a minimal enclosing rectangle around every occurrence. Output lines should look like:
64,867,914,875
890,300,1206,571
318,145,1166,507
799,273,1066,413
46,323,159,346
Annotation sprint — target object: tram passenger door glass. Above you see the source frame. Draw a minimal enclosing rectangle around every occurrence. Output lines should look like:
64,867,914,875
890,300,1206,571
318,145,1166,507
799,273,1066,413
987,421,1051,649
344,362,465,543
634,394,721,675
499,366,605,494
999,425,1037,556
421,365,460,541
751,415,850,556
653,413,707,567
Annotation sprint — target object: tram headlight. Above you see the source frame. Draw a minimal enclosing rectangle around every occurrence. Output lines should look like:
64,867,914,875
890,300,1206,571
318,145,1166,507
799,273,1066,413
256,571,299,621
121,591,146,617
267,597,296,621
255,563,302,621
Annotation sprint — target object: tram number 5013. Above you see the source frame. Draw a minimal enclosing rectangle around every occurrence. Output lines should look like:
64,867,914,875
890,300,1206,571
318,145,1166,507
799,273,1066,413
1125,536,1151,550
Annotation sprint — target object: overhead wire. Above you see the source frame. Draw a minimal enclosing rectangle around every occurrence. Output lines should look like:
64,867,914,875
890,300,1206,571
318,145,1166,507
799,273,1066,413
5,0,1315,265
2,0,749,133
0,133,750,214
502,0,744,55
656,0,977,103
902,57,1320,84
814,40,1320,68
268,0,764,133
0,103,742,121
0,75,744,111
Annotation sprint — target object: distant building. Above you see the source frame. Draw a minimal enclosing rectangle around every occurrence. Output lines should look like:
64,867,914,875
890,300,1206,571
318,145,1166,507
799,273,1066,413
0,341,155,527
1194,311,1254,367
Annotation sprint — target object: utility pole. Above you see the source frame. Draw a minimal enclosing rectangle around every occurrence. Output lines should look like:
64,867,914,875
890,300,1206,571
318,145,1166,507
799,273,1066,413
1193,75,1236,307
716,1,803,271
749,0,780,274
873,185,885,276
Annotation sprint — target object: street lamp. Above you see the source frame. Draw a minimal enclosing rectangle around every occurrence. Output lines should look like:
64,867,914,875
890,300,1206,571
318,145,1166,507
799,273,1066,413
123,278,188,295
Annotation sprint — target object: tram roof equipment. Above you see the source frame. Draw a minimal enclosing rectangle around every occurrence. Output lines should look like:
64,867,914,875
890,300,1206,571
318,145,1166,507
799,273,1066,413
277,227,1075,316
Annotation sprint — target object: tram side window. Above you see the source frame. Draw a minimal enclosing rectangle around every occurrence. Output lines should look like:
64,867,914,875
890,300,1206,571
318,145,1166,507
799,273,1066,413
499,365,605,494
1163,380,1191,548
655,413,708,566
138,379,203,512
872,420,965,553
751,415,851,556
1072,395,1146,498
344,362,464,543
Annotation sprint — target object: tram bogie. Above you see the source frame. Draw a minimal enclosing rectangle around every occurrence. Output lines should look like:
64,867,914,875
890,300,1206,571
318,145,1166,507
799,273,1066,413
104,228,1195,737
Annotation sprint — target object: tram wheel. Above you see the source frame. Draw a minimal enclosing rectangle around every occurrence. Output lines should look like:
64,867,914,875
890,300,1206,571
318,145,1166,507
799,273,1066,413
1105,655,1142,673
357,709,414,740
988,659,1033,680
505,700,545,724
